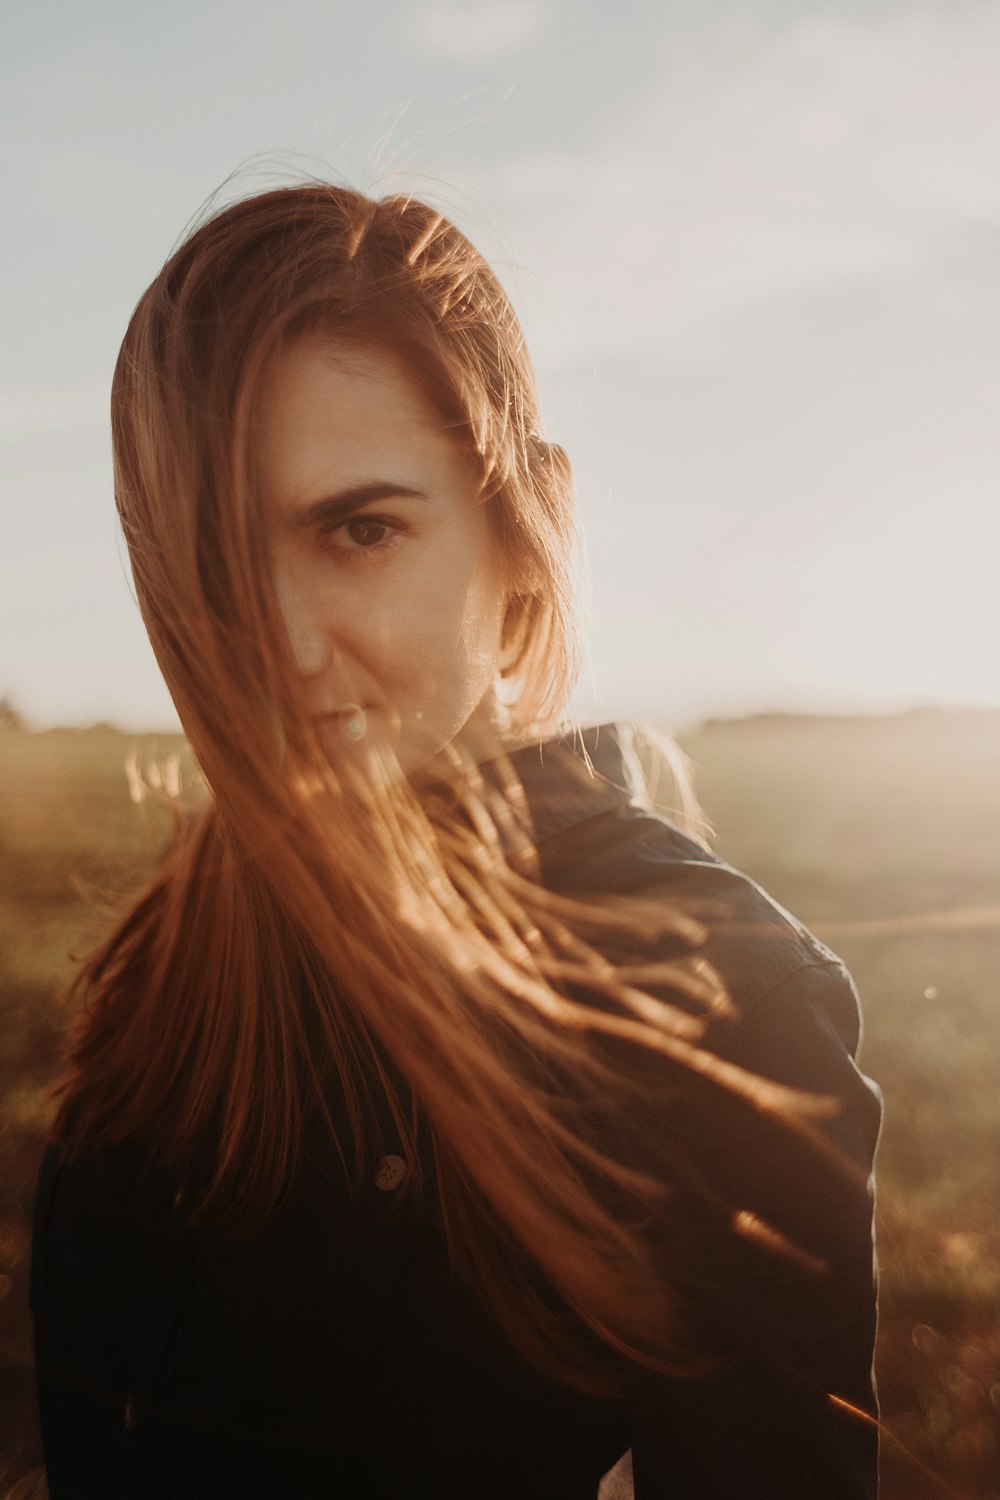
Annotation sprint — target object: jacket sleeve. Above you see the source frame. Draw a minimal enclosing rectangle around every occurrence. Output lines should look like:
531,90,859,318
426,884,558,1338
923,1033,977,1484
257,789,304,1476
628,958,881,1500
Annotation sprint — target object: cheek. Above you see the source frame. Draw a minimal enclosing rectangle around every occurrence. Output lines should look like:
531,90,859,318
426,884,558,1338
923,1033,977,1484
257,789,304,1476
417,525,508,671
458,561,509,670
402,568,508,722
415,591,504,703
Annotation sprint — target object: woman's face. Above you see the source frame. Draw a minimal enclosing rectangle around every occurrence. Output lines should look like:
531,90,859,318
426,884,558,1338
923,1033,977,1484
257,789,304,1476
258,339,512,776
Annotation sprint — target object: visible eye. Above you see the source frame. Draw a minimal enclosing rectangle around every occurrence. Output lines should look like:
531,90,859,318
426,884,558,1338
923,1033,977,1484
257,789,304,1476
320,514,404,561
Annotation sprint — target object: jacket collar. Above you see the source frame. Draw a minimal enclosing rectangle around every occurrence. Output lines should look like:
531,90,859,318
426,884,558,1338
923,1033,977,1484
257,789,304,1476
504,722,651,845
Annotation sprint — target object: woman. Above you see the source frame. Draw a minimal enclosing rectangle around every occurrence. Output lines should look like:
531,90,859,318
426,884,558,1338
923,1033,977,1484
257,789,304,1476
30,184,881,1499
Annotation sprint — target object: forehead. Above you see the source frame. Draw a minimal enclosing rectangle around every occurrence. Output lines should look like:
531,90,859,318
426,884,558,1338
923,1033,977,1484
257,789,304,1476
257,339,474,498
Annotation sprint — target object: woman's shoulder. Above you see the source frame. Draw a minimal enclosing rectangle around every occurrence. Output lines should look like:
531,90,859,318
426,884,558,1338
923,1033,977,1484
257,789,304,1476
518,723,881,1202
515,720,853,1030
489,733,878,1493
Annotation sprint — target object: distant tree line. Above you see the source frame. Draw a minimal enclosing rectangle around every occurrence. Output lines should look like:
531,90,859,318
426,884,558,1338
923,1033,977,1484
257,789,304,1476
0,696,25,731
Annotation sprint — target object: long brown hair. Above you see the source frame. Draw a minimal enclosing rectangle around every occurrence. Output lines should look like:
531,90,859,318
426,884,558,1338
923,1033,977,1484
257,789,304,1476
53,184,808,1395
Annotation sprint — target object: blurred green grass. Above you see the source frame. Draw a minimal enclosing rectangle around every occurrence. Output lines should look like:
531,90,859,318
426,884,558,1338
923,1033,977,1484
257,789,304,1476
2,712,998,1498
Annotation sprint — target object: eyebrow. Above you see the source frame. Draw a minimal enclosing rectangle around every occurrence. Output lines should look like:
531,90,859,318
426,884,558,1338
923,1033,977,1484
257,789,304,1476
296,482,429,528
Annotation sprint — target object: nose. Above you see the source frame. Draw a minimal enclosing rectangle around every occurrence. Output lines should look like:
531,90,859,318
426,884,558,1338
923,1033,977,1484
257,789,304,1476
274,571,331,679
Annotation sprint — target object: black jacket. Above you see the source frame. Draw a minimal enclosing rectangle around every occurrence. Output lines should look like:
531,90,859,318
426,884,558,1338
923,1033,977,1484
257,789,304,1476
31,723,881,1498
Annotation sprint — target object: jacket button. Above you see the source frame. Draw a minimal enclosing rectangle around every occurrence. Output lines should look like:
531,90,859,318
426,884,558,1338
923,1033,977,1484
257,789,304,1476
374,1154,407,1192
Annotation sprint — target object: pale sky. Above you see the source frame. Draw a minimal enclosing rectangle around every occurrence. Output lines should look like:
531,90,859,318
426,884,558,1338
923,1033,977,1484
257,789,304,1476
3,0,998,731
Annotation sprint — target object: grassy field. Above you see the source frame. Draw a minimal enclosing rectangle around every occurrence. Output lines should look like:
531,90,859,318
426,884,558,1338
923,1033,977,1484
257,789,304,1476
1,712,998,1498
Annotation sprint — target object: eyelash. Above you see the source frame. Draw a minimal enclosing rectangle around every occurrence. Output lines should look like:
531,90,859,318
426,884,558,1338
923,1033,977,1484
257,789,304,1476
319,514,406,563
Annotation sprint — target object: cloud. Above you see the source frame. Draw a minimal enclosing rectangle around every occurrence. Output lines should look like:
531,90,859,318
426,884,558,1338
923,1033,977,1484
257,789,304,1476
486,5,1000,361
413,0,547,63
